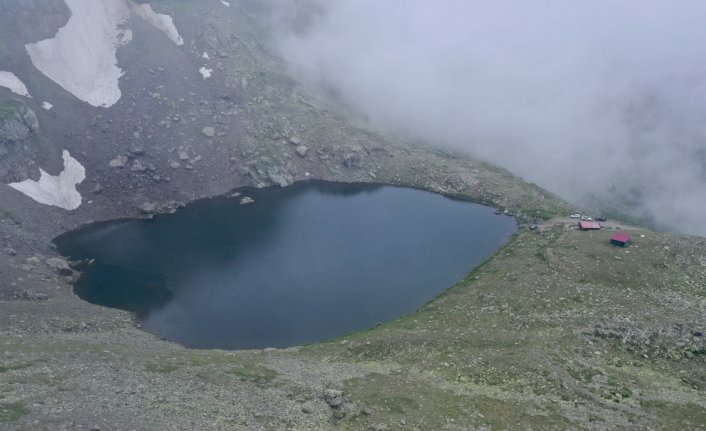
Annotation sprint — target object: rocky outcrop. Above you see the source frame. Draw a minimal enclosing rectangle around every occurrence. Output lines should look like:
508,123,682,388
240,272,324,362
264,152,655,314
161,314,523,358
0,104,38,142
139,200,185,215
0,101,42,183
246,156,295,187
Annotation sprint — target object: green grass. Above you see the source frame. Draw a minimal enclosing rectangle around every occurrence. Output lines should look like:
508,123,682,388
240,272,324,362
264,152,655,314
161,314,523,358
0,363,30,374
145,362,180,374
228,364,278,385
0,402,29,423
0,97,21,117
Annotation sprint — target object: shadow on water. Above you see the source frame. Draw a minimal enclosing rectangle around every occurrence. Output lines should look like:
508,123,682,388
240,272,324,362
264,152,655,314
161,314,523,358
73,264,172,319
54,181,517,350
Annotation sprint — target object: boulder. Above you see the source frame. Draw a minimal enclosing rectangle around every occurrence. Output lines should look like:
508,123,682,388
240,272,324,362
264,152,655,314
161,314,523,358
295,145,308,158
45,257,73,276
20,107,39,131
201,126,216,138
109,155,128,168
322,389,344,408
139,202,157,214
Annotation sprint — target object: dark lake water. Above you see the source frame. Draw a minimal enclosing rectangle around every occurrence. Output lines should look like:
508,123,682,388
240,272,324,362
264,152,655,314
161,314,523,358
54,182,517,349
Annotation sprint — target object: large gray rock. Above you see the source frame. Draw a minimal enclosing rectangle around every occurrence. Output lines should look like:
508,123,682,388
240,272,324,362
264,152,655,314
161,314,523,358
201,126,216,138
109,155,128,168
140,202,157,214
322,389,344,408
45,257,73,276
20,107,39,131
295,145,308,158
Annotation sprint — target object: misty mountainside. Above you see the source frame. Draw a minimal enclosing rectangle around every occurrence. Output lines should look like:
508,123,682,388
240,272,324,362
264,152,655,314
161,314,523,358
0,1,704,430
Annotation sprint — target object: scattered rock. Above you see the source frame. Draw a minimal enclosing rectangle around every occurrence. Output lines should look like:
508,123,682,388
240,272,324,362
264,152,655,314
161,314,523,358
178,150,190,161
158,200,185,214
295,145,308,158
289,136,301,145
170,161,181,169
129,147,145,156
4,246,17,256
131,160,147,172
109,156,128,168
45,257,73,276
13,290,49,301
91,183,103,194
140,201,184,215
140,202,157,215
246,157,294,187
323,389,344,408
301,406,313,414
202,126,216,138
240,196,254,205
342,154,362,169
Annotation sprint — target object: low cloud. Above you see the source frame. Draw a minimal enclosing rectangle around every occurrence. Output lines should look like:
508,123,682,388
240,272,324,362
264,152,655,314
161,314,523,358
272,0,706,235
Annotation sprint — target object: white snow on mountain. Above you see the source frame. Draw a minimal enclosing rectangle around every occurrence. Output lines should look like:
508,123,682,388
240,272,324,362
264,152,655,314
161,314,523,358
9,150,86,210
0,71,32,98
199,67,212,79
25,0,183,108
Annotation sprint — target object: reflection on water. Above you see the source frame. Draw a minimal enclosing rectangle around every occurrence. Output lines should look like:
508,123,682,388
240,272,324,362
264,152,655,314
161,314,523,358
55,182,517,349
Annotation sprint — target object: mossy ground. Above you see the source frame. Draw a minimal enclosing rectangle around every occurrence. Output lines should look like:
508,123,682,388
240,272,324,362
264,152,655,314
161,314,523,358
4,217,702,430
0,402,28,423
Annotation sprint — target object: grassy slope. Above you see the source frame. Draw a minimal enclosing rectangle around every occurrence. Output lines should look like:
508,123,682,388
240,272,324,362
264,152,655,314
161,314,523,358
1,169,704,430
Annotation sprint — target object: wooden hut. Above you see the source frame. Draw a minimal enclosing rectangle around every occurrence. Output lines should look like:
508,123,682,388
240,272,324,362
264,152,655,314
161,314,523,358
610,232,631,247
579,221,601,231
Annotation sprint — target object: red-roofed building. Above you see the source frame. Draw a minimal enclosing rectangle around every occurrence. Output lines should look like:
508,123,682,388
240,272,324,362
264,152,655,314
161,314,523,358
611,232,631,247
579,221,601,230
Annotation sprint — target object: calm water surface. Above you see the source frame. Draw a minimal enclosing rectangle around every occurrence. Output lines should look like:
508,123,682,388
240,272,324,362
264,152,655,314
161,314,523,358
55,182,516,349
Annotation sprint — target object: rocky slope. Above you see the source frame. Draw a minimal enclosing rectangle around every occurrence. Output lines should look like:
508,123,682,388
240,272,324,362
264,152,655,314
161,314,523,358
0,1,704,430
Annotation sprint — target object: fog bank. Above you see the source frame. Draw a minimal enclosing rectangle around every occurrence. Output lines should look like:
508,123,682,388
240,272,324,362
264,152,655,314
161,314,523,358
274,1,706,235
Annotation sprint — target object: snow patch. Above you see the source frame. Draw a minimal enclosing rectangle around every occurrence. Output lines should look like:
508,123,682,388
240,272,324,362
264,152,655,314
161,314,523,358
129,2,184,46
42,101,54,110
0,71,32,98
25,0,131,108
9,150,86,210
25,0,183,108
199,67,213,79
220,0,231,7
